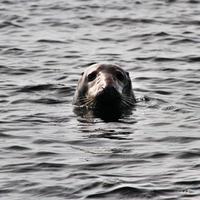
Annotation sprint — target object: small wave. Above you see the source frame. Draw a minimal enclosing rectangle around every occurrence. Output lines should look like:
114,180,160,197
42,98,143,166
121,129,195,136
180,20,200,26
0,65,13,72
5,145,30,151
0,132,15,138
0,21,22,28
135,56,182,62
132,55,200,63
0,189,15,194
187,56,200,62
186,80,200,84
0,100,8,104
33,139,61,144
34,98,65,104
161,68,179,72
193,164,200,169
154,31,170,36
2,47,25,55
0,65,38,76
32,151,58,157
188,0,199,3
1,0,15,4
63,55,81,59
17,84,55,93
46,5,72,11
2,162,67,173
135,77,153,81
162,105,178,111
154,57,182,62
145,152,171,159
17,84,74,96
136,96,150,102
175,180,200,185
94,17,155,26
135,56,154,61
35,162,66,169
22,185,76,198
157,136,200,143
37,39,66,43
177,151,200,159
171,38,199,44
154,90,172,95
10,98,64,105
86,185,175,199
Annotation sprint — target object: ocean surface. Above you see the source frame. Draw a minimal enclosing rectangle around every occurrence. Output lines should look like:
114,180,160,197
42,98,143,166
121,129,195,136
0,0,200,199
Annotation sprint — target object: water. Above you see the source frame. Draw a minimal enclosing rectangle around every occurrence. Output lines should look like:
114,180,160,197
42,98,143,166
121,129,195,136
0,0,200,199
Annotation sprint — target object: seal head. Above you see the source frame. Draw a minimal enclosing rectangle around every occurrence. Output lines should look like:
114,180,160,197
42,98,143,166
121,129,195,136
73,63,136,121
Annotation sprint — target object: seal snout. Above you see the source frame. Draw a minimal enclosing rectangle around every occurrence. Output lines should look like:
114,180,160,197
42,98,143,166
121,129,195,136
96,85,121,105
98,71,115,90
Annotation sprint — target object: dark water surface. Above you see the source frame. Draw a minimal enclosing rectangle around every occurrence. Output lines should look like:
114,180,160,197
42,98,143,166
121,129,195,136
1,0,200,199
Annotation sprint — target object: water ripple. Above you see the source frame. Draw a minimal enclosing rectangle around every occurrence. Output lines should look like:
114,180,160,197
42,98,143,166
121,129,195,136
0,0,200,199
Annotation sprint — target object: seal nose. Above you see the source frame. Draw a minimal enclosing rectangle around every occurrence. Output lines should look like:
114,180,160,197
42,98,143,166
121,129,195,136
96,85,121,105
100,73,115,89
102,86,118,96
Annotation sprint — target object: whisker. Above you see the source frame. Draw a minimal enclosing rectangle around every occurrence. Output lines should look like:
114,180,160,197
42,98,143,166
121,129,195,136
121,98,130,107
123,95,135,102
123,95,135,103
80,97,96,108
121,96,135,107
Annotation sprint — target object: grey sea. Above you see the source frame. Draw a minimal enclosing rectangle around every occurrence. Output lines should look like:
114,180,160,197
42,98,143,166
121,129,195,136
0,0,200,199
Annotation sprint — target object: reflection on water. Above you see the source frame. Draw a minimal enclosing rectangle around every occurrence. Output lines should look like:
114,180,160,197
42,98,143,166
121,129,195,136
0,0,200,199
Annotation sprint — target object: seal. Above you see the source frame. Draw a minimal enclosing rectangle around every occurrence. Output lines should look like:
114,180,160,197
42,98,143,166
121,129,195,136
73,63,136,121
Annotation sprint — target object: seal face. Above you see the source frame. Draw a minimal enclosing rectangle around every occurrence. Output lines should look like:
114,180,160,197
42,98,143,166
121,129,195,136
73,63,136,121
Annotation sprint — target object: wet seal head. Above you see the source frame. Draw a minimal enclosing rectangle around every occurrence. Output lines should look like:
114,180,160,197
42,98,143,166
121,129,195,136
73,63,136,121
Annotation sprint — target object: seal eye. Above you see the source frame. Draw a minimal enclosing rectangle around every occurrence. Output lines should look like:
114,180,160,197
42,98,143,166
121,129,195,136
88,71,97,82
116,71,124,82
